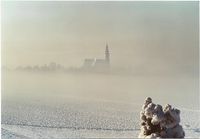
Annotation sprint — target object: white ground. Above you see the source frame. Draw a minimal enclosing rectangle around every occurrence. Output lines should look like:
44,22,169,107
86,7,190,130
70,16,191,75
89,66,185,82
2,99,200,139
2,72,200,138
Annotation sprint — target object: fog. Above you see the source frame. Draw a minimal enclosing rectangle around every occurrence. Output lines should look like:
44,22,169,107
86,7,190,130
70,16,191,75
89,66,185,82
2,71,199,110
2,1,199,77
1,2,199,138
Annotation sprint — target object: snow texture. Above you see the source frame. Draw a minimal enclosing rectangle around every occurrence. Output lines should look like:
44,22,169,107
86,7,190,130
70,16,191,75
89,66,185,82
138,97,185,138
1,99,200,139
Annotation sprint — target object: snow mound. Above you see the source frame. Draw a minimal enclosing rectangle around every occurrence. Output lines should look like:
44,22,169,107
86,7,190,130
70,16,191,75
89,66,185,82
138,97,185,138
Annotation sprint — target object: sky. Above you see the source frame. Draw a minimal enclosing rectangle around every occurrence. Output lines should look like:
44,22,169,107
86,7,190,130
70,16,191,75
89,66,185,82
1,1,199,75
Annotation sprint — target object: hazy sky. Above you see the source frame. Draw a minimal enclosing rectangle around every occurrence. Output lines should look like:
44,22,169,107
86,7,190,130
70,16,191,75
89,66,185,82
2,1,199,75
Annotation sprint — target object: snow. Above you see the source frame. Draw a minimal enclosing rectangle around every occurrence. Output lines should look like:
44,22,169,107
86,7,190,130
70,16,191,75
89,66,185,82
2,72,200,138
2,99,200,138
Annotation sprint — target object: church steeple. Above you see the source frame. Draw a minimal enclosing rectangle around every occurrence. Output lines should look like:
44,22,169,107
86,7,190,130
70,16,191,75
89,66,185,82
105,44,110,63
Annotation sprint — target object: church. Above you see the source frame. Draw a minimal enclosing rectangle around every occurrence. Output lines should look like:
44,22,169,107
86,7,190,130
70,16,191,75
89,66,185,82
82,44,110,71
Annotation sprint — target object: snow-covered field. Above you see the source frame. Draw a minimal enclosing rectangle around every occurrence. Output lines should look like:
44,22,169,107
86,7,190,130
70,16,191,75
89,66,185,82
2,72,200,138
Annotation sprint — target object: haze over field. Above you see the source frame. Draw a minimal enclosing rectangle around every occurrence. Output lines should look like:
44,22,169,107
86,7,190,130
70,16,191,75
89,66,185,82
1,1,199,138
2,1,198,77
2,72,200,138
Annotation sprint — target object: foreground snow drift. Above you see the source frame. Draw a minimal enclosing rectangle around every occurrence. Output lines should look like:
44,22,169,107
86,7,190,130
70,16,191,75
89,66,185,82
2,123,200,139
2,73,199,138
2,100,200,139
2,124,138,139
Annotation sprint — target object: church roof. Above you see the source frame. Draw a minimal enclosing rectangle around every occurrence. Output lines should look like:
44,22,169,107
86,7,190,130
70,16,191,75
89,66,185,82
95,59,106,62
83,58,95,67
82,44,110,70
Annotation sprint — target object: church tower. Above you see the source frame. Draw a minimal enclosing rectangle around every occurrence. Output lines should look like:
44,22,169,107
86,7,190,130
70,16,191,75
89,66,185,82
105,44,110,63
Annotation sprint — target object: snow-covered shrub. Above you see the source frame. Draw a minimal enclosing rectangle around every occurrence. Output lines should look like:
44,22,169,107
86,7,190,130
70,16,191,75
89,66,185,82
138,97,185,138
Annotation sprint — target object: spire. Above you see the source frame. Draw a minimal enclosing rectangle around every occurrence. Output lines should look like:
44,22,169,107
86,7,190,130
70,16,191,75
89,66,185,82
105,43,110,63
106,43,108,52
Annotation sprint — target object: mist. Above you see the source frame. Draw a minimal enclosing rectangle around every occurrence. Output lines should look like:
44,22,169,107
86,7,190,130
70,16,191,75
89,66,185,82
2,1,198,77
1,2,199,138
2,0,199,116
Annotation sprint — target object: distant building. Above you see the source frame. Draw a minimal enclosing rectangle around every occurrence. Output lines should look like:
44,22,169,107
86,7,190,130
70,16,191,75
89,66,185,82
16,62,65,72
82,44,110,71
